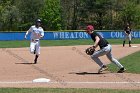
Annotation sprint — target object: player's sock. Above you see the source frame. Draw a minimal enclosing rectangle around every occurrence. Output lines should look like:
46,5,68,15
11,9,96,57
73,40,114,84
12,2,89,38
123,41,125,47
34,55,39,64
129,41,131,47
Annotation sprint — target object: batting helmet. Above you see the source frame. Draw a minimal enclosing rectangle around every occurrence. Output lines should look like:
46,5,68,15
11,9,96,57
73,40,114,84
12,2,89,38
36,19,41,23
86,25,94,31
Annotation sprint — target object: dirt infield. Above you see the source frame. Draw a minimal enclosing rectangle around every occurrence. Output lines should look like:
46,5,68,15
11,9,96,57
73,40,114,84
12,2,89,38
0,44,140,89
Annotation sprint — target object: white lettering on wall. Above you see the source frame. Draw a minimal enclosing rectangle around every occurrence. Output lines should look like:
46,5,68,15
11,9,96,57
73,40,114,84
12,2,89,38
111,32,124,38
53,32,89,39
132,31,140,38
54,31,140,39
53,32,59,39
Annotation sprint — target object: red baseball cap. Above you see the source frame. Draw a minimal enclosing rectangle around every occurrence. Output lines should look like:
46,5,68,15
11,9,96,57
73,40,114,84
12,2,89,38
86,25,94,31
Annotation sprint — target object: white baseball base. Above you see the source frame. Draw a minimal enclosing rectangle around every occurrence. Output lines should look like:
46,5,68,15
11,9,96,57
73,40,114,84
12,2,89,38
33,78,50,83
131,46,138,48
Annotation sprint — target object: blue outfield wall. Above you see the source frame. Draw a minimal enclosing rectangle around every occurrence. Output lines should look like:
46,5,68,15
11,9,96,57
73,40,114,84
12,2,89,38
0,31,140,40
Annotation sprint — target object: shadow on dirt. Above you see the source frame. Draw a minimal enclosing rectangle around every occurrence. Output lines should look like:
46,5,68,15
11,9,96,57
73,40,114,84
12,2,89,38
15,62,35,65
69,72,105,75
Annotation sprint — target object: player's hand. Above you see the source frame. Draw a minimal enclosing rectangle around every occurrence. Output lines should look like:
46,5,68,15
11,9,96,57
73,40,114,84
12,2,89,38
37,33,43,39
90,46,96,50
85,47,95,55
24,35,27,39
40,35,44,39
125,33,129,36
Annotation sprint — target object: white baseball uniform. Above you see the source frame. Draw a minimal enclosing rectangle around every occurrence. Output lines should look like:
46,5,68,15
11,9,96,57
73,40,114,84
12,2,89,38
27,25,44,55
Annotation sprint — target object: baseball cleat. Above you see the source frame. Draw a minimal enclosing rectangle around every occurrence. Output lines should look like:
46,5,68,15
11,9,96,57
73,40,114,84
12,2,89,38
98,65,108,73
117,68,126,73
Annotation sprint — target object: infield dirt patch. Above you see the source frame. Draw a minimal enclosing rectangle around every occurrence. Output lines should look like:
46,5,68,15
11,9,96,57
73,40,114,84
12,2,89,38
0,44,140,89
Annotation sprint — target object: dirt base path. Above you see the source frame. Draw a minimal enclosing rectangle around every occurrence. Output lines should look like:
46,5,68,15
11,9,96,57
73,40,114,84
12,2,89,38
0,44,140,89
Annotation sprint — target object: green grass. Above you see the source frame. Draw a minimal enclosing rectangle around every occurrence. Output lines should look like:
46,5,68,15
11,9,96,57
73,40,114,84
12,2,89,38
0,88,139,93
0,39,139,48
0,39,92,48
108,51,140,74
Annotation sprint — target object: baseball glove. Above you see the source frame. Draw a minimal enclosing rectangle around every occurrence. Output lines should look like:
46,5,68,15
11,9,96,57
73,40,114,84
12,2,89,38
85,47,95,55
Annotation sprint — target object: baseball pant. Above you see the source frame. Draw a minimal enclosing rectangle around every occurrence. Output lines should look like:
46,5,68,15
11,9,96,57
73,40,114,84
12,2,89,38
124,33,132,41
91,44,124,68
30,40,40,55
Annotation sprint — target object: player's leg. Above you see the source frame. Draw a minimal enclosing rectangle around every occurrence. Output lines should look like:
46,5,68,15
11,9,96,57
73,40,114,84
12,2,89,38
123,40,125,47
34,41,40,64
34,45,36,54
128,34,132,47
34,55,39,64
106,45,125,73
123,34,127,47
91,47,109,73
30,41,36,54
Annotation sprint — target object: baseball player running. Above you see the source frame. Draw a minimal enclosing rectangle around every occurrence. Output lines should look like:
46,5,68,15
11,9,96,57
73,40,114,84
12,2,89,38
85,25,126,73
123,23,132,47
24,19,44,64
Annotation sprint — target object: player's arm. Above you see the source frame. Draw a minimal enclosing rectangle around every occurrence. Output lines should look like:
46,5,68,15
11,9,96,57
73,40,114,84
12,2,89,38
124,30,129,36
93,36,100,48
39,30,44,39
124,27,126,33
124,29,127,34
24,30,29,39
130,28,132,34
24,27,32,39
124,28,128,35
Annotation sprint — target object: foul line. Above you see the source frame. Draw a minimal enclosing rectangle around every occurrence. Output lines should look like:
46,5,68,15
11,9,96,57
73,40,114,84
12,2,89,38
0,81,140,84
50,82,140,84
